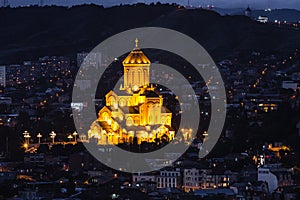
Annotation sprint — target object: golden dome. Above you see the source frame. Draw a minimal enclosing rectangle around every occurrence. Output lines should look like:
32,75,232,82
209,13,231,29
122,38,151,66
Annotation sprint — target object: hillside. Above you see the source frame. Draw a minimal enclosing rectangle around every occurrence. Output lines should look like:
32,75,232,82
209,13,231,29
215,8,300,23
252,9,300,22
1,4,300,64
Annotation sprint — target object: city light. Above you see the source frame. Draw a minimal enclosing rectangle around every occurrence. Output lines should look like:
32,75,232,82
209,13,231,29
37,133,42,144
49,131,56,143
72,131,78,143
23,131,31,146
67,134,73,142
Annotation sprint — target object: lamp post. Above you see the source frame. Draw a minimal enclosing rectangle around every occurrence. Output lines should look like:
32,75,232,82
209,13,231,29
181,128,192,144
67,135,73,142
37,133,42,144
49,131,56,143
23,131,31,144
23,131,31,150
73,131,78,143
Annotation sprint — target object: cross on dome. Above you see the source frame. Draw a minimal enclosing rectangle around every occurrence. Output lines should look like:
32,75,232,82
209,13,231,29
135,38,139,49
122,38,151,66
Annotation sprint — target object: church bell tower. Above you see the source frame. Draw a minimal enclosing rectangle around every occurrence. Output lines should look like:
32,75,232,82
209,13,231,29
122,38,151,92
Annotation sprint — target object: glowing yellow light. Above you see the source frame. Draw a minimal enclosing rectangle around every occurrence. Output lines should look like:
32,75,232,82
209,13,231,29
133,85,139,91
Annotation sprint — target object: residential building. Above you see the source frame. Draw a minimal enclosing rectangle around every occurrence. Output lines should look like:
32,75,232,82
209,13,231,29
183,168,201,192
157,168,181,188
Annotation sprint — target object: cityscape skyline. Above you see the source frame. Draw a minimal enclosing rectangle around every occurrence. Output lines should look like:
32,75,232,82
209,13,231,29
3,0,300,10
0,3,300,199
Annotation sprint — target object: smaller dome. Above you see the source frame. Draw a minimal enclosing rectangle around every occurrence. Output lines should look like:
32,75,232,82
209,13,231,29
122,38,151,66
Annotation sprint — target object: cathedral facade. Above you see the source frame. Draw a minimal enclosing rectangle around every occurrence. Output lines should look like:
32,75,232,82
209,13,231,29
88,39,175,145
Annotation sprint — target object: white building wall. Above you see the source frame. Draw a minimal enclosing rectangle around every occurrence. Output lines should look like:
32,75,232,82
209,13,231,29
282,81,298,91
132,174,156,183
157,168,181,188
183,168,200,192
258,168,278,193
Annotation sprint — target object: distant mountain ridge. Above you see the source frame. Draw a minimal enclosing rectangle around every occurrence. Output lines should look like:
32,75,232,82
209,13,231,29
0,4,300,64
215,7,300,23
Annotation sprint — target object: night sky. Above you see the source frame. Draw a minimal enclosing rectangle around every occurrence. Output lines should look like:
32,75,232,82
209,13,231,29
5,0,300,10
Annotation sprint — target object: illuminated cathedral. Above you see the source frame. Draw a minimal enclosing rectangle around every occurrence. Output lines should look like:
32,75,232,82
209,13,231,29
88,39,175,145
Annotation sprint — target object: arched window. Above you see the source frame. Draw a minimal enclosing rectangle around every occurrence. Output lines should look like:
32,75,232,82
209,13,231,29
161,116,166,124
107,96,116,106
119,98,126,107
101,112,109,121
126,117,133,126
138,69,141,86
166,116,171,125
148,103,157,124
132,71,135,86
144,69,148,84
147,103,154,124
134,116,139,125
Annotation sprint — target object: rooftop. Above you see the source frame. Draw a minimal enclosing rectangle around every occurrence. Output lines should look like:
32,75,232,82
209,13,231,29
122,38,151,66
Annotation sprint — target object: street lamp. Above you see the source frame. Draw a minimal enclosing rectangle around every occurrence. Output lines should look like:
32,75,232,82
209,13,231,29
23,131,31,145
73,131,78,143
49,131,56,143
67,135,73,142
37,133,42,144
23,131,31,151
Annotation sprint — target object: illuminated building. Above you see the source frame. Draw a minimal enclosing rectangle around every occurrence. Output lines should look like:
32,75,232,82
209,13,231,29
257,16,269,23
88,38,175,145
157,168,181,188
183,168,201,192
